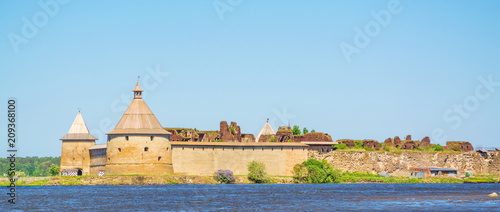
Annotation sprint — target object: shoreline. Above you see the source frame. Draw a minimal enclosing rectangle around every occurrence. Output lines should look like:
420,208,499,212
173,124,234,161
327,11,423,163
2,175,498,186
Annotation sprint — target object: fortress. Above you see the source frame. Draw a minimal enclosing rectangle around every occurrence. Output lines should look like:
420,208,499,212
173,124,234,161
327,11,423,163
59,81,311,176
60,81,480,177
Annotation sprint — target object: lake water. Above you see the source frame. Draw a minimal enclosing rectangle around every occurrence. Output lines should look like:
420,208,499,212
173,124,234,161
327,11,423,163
3,184,500,211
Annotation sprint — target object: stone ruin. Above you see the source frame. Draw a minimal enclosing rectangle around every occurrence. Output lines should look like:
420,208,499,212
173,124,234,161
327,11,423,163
362,139,380,150
393,136,402,147
166,128,201,141
446,141,474,152
419,136,431,148
384,138,394,147
275,126,294,142
165,121,255,142
294,132,332,142
337,139,355,148
219,121,255,142
400,140,418,150
220,121,241,142
383,135,434,150
258,127,333,144
328,134,476,152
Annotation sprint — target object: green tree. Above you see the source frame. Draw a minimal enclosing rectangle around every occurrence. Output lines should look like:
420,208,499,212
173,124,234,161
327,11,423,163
296,159,342,183
302,127,309,135
0,157,60,177
311,129,316,133
49,164,60,176
248,161,269,183
292,125,301,135
269,136,276,142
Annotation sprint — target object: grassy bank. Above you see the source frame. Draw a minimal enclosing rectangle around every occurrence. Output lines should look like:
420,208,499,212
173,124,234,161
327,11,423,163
340,172,498,183
0,175,288,186
1,173,497,186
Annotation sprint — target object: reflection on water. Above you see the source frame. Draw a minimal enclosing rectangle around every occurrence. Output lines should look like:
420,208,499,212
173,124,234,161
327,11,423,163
3,183,500,211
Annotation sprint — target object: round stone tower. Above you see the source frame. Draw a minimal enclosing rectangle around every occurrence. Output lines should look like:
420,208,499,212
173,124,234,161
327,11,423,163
105,80,173,175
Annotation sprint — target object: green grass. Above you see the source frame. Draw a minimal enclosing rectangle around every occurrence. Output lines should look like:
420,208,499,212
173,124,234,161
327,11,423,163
0,179,51,186
464,175,498,183
166,179,179,184
339,171,467,183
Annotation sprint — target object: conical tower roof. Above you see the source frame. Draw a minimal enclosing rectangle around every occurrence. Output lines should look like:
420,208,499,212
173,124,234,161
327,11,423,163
107,81,170,135
60,112,98,140
256,119,276,142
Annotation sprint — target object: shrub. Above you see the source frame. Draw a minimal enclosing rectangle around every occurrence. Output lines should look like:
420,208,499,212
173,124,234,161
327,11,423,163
248,161,269,183
49,164,60,176
292,164,308,183
432,144,444,151
333,143,347,150
215,170,236,184
295,159,342,183
354,141,364,149
269,136,276,142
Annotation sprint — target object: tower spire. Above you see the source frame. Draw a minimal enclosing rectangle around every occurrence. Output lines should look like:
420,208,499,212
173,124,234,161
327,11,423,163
133,76,143,99
60,112,97,140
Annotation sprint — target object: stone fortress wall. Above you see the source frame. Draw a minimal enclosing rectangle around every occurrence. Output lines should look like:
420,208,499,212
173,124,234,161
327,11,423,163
171,142,308,176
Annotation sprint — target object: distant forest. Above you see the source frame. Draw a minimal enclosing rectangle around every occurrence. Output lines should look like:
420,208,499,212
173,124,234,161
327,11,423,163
1,157,60,177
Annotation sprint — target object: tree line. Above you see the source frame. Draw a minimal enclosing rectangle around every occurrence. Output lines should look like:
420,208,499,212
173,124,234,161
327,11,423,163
1,156,60,177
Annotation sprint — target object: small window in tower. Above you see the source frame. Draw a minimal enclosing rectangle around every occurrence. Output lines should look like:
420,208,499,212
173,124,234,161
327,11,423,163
158,156,162,161
144,147,149,151
125,136,129,141
108,158,110,161
118,148,121,152
166,147,169,151
150,136,154,141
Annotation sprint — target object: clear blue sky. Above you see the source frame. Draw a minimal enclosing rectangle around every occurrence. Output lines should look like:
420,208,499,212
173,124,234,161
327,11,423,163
1,0,499,157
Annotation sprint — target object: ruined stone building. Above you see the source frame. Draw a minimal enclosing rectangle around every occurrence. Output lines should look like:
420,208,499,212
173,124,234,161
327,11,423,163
59,81,307,176
256,124,336,152
164,121,255,142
